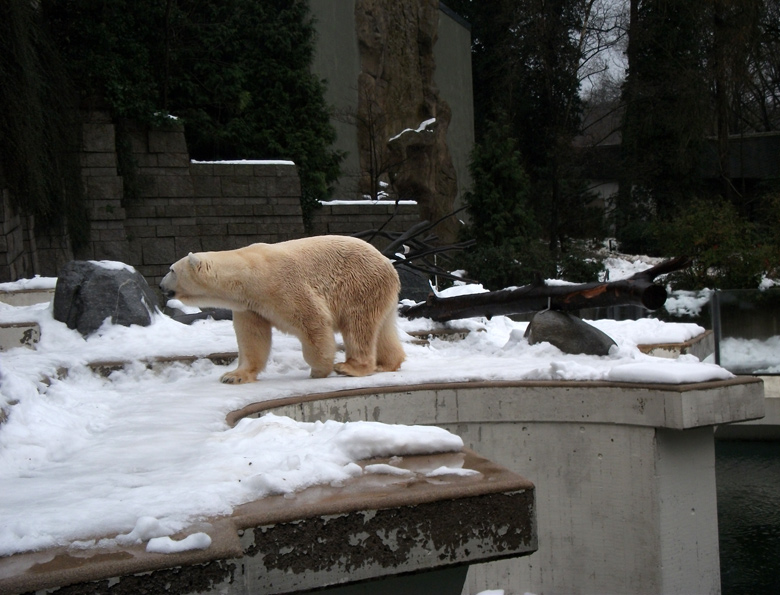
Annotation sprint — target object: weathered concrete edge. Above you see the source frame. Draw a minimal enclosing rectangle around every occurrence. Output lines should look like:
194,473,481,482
0,288,55,307
0,450,535,595
228,377,765,430
716,375,780,439
237,488,536,594
638,329,714,360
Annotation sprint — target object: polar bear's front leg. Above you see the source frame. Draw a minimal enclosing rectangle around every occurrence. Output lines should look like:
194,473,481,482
221,310,272,384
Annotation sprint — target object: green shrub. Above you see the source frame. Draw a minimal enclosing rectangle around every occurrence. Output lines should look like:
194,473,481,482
558,244,606,283
658,196,770,289
459,241,555,290
458,118,554,288
43,0,342,227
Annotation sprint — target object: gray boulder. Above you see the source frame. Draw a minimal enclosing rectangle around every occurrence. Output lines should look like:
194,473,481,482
53,261,159,337
524,309,616,356
397,264,432,303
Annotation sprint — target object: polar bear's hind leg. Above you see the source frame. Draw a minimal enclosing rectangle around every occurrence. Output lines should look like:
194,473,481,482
375,309,405,372
334,317,378,377
300,325,336,378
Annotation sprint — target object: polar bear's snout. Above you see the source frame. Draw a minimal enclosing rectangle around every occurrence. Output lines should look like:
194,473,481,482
159,270,177,299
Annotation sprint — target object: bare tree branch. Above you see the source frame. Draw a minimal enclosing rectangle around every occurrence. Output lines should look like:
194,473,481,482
400,256,692,322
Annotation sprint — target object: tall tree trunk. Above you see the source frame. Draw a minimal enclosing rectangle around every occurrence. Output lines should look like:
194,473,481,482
713,0,733,201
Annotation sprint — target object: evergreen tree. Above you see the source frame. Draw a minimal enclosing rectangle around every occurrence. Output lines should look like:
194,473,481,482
459,119,553,289
618,0,710,249
42,0,342,226
445,1,596,258
1,0,87,247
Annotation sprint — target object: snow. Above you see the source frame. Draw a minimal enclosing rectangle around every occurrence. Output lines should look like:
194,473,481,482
720,336,780,374
602,254,661,280
663,288,713,317
0,257,759,559
146,533,212,554
321,199,418,206
388,117,437,143
190,159,295,166
89,260,137,272
0,275,57,292
426,465,481,478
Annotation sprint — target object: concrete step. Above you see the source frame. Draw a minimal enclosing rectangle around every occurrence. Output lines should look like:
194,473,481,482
0,322,40,351
0,288,55,307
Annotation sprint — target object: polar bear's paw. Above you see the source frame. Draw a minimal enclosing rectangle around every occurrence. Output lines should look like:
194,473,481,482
220,369,258,384
375,361,403,373
334,360,374,377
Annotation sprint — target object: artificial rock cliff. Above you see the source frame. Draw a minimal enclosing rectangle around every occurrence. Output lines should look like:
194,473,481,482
355,0,459,244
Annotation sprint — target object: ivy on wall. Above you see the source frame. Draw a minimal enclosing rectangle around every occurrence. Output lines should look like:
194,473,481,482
0,0,88,248
42,0,343,228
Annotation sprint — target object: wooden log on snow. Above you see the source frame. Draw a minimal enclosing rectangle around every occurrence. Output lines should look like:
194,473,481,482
399,256,691,323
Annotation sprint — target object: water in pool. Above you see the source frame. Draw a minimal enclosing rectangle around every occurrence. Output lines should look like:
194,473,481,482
716,440,780,594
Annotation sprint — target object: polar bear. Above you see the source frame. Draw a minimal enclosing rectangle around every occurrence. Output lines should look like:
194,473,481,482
160,235,405,384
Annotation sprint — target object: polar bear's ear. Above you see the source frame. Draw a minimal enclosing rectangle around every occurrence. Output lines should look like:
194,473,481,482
188,253,201,269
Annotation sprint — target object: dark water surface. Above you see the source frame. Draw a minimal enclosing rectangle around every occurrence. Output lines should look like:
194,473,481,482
716,440,780,594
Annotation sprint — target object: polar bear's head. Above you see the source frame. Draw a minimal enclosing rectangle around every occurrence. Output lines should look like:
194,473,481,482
160,253,224,308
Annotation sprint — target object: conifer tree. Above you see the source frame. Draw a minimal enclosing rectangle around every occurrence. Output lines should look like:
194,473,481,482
459,119,553,288
42,0,342,226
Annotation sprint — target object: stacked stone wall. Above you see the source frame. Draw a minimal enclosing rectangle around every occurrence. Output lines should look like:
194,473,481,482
0,112,422,285
79,110,129,264
0,188,30,282
311,202,420,248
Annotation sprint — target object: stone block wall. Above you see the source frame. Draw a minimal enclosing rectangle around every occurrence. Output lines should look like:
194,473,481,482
125,160,305,282
80,110,129,264
77,115,308,284
0,188,30,282
311,201,420,249
0,112,423,285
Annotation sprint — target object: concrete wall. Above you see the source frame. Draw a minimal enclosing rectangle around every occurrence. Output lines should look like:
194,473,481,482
0,187,29,281
311,201,420,239
309,0,362,198
259,378,764,594
75,116,306,284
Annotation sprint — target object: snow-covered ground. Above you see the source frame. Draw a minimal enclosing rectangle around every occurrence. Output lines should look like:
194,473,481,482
0,255,772,559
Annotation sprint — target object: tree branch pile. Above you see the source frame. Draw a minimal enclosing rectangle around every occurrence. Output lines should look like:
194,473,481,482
353,207,475,283
399,256,692,323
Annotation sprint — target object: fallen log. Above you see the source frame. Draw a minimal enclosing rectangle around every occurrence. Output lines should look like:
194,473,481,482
399,256,691,322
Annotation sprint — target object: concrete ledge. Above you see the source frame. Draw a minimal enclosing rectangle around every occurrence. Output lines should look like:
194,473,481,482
716,375,780,439
87,352,238,377
229,377,765,431
0,322,39,351
0,450,535,595
232,377,763,594
0,288,54,307
638,329,715,361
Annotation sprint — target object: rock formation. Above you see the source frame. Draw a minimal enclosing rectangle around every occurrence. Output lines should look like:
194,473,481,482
524,310,617,357
53,260,159,336
354,0,459,243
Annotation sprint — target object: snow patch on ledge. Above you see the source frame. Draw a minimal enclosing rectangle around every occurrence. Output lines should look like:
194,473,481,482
146,533,212,554
191,159,295,166
320,199,417,206
89,260,137,272
388,118,436,143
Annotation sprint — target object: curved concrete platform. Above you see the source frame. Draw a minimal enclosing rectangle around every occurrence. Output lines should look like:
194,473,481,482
236,376,764,595
230,376,764,431
0,373,764,594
